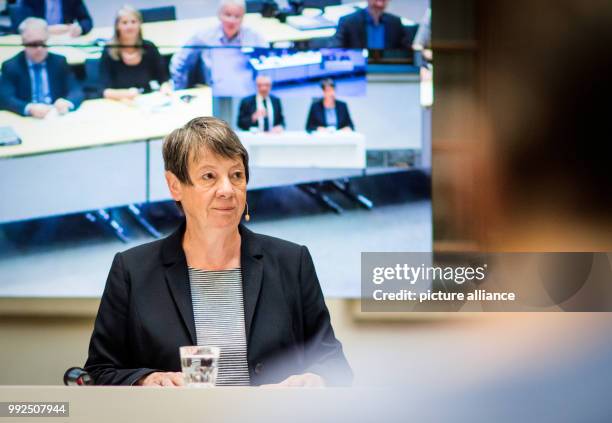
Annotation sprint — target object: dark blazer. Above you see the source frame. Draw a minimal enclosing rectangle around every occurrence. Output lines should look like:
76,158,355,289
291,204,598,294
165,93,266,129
18,0,93,35
237,94,285,131
0,51,84,116
306,99,355,132
333,8,409,49
85,222,352,386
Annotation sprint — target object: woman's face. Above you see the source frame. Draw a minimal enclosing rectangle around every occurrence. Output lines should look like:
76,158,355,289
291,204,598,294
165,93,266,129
117,13,140,40
219,4,244,39
169,148,247,230
322,86,336,102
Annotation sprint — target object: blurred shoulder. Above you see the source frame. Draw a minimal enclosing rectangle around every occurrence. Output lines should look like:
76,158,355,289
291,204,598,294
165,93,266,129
241,94,256,103
3,52,24,70
339,9,365,25
47,52,69,67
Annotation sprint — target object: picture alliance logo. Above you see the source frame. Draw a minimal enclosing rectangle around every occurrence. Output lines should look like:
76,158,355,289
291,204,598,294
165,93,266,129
371,263,488,285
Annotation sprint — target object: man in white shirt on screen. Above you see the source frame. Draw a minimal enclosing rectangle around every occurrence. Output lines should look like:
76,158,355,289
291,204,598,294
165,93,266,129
169,0,267,90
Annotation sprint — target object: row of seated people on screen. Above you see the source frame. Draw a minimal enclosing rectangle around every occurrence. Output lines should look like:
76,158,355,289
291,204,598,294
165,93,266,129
238,76,354,133
0,10,170,117
1,0,427,110
0,14,354,131
6,0,419,49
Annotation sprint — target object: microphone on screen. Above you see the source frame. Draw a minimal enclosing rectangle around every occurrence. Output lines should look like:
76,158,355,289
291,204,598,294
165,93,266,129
63,367,93,386
245,203,251,222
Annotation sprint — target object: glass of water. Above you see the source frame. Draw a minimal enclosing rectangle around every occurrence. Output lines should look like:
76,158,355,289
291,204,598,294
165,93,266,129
179,346,220,387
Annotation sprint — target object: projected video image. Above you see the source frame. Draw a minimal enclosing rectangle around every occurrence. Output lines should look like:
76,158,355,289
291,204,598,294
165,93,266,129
0,0,431,299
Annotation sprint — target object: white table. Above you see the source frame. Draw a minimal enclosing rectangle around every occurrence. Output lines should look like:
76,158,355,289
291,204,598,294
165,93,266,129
0,88,212,223
0,88,213,159
240,130,366,168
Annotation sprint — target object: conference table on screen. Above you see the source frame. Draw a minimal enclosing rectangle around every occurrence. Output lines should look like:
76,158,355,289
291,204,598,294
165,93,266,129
0,88,366,224
0,3,374,67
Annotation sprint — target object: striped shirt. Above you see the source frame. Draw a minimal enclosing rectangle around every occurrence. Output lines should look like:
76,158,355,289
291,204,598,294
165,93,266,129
188,267,250,386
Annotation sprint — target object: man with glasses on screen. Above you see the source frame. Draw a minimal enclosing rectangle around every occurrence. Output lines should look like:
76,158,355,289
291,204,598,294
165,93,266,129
237,75,285,133
332,0,410,49
0,17,83,118
170,0,267,90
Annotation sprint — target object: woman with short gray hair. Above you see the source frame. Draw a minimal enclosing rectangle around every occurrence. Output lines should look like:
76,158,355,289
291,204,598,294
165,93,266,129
85,117,352,387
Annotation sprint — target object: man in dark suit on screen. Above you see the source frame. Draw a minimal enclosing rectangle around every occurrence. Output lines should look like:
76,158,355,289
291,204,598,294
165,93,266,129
332,0,410,49
0,17,83,118
237,75,285,133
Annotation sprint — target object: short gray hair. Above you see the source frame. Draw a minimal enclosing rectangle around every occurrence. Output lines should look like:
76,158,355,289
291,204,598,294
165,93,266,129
163,116,250,186
256,74,272,83
320,78,336,90
218,0,246,12
18,17,48,37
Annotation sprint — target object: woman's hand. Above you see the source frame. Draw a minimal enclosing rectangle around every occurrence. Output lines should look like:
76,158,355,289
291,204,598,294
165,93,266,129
160,81,173,96
103,88,140,102
260,373,325,388
125,88,140,100
136,372,185,387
